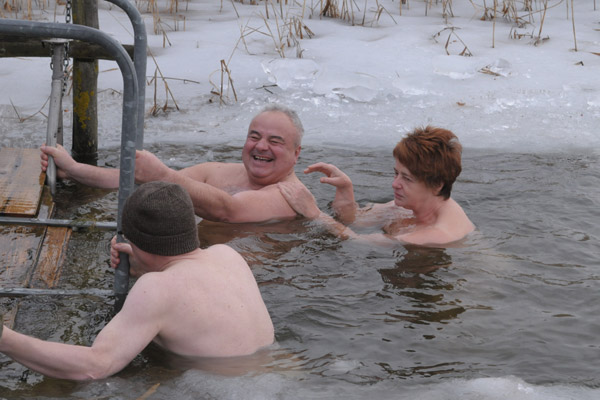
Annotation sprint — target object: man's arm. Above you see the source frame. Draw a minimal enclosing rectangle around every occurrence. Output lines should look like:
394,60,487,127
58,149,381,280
278,181,401,247
173,173,297,222
133,150,297,223
0,276,164,380
278,181,355,238
40,144,120,188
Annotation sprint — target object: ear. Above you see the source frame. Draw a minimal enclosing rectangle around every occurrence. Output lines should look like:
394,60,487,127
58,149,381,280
294,146,301,162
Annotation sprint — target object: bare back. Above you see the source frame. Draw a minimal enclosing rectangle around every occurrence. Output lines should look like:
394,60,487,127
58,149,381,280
132,244,274,358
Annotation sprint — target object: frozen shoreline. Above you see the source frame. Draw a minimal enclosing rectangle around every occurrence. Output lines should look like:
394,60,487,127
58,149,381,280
1,1,599,152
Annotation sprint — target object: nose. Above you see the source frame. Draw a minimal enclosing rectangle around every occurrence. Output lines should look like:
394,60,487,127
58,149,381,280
392,175,402,189
255,137,269,151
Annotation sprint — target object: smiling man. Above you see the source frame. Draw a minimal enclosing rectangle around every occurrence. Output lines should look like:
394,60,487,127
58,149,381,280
40,104,307,223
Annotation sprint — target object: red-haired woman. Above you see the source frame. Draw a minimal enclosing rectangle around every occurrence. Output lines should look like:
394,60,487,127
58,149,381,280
279,126,474,247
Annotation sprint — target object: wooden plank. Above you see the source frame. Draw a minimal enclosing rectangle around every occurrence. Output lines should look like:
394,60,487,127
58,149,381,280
0,224,46,287
0,187,54,287
1,186,72,328
29,227,71,288
28,188,71,289
2,306,18,330
0,148,45,217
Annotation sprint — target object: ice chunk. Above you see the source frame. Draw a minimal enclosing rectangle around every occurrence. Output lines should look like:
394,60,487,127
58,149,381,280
313,68,380,102
479,58,512,77
261,59,320,90
432,55,479,79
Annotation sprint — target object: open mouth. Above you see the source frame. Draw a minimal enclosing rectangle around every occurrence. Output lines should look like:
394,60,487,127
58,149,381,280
252,155,273,162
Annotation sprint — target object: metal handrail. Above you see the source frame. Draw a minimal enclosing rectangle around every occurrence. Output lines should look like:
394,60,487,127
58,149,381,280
104,0,147,150
0,20,138,312
44,39,69,197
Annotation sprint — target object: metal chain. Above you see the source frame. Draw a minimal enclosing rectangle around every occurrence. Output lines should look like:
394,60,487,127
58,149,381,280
62,0,72,95
49,44,54,72
65,0,71,24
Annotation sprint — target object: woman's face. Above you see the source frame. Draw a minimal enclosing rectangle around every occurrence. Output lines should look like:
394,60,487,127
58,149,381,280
391,159,436,210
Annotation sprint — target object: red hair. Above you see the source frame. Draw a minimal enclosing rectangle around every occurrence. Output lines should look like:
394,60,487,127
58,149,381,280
392,126,462,200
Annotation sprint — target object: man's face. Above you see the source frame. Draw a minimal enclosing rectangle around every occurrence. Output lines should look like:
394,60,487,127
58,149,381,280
242,111,301,187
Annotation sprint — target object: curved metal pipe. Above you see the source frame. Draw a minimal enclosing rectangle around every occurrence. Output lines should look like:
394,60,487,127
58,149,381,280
104,0,147,150
0,20,138,313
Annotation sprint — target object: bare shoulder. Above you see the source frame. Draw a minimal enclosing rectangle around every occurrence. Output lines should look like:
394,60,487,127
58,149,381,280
180,162,243,181
123,272,170,310
204,243,237,254
203,244,245,261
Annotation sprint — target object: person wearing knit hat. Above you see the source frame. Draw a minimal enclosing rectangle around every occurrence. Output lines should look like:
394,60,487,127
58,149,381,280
41,104,310,223
0,182,274,380
121,181,200,257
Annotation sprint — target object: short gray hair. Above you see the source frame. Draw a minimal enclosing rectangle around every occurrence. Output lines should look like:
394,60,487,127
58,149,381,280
259,104,304,146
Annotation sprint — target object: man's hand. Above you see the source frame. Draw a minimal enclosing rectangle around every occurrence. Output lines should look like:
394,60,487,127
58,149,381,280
278,182,321,219
134,150,173,184
40,144,76,180
110,236,133,269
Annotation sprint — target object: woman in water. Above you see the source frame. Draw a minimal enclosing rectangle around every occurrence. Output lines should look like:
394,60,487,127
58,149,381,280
279,126,474,246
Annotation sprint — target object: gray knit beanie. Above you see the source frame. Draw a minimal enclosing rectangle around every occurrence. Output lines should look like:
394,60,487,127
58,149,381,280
122,181,199,256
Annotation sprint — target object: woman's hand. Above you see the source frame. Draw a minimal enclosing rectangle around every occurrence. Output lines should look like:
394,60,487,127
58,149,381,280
278,181,321,219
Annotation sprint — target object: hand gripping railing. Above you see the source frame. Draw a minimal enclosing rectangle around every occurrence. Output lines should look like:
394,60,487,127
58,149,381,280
43,0,147,196
0,19,138,313
44,39,70,197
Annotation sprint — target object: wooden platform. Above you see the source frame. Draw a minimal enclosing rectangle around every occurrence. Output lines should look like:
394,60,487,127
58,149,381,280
0,148,71,329
0,148,45,216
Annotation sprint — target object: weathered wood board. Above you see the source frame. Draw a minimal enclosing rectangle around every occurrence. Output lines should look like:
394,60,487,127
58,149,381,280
0,148,45,217
0,154,72,329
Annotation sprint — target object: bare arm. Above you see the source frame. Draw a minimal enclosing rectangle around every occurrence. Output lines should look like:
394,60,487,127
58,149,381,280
181,175,297,222
134,150,297,223
40,144,120,188
278,181,400,247
303,162,358,224
278,181,355,238
0,277,163,380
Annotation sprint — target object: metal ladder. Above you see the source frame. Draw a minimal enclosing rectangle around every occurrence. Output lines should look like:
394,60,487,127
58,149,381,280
0,0,147,312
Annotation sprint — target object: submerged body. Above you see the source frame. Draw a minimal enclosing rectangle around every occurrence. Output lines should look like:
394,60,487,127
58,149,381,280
0,182,274,380
279,126,474,247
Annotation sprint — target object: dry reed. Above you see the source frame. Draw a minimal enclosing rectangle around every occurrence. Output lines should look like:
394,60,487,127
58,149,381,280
3,0,590,109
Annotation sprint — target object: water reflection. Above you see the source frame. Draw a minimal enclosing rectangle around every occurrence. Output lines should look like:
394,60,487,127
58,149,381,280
377,247,465,325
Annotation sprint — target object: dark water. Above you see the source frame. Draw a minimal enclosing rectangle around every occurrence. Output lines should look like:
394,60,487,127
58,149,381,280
0,144,599,399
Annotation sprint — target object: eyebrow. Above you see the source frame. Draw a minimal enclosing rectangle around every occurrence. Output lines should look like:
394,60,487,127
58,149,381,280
249,130,286,142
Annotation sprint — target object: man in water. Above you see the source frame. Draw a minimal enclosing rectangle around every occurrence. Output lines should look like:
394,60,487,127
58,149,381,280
40,104,307,223
0,181,274,380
